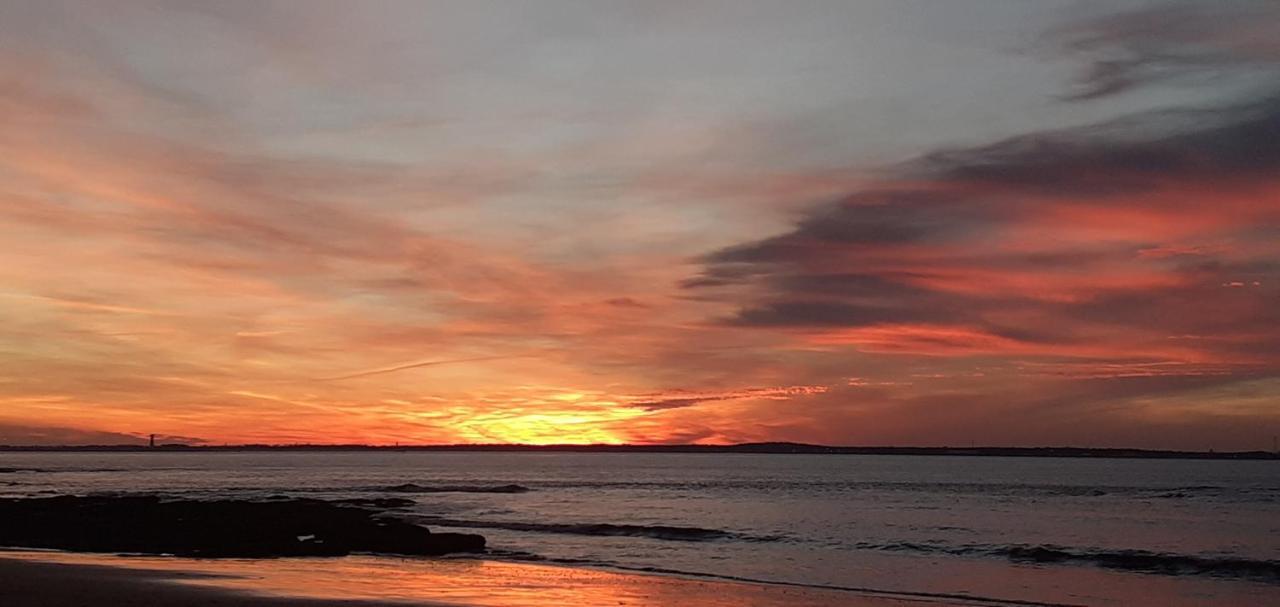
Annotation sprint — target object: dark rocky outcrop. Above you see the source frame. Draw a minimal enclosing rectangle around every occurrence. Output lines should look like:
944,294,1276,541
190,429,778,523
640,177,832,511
0,495,485,557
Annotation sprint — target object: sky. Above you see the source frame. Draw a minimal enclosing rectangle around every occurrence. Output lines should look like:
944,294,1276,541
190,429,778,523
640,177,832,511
0,0,1277,448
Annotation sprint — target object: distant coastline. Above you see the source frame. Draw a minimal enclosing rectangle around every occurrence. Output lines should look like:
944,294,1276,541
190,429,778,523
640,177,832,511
1,442,1275,460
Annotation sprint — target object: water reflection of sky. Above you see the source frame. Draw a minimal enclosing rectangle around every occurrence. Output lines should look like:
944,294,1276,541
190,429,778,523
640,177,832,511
5,550,1278,607
0,552,881,607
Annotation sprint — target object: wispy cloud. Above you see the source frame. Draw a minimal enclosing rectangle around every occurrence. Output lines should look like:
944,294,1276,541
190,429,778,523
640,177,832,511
626,385,829,411
319,355,537,381
0,2,1276,448
1050,1,1280,101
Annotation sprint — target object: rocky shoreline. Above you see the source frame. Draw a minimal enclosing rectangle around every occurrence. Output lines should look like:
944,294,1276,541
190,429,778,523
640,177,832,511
0,495,485,558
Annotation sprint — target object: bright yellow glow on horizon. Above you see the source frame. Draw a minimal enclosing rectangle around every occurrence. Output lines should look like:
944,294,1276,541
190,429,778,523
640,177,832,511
451,407,651,445
1,1,1278,451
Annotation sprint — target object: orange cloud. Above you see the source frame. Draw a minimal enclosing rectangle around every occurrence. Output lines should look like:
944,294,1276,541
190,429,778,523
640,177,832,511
0,2,1278,450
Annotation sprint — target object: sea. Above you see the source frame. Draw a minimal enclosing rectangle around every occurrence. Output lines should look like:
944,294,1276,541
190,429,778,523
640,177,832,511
1,451,1276,606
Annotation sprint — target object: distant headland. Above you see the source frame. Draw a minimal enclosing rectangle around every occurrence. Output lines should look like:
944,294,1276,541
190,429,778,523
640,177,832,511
1,442,1275,460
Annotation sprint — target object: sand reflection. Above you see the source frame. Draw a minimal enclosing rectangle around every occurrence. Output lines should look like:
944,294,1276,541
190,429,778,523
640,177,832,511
0,552,919,606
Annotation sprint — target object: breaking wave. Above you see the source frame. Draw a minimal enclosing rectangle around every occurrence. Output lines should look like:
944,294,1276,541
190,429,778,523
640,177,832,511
373,483,531,494
418,516,780,542
855,541,1280,582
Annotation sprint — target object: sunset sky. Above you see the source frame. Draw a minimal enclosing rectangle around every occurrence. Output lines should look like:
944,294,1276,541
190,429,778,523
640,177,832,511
1,0,1277,448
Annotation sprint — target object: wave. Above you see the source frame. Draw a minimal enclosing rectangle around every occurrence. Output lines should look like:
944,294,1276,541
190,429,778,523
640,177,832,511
854,541,1280,582
997,545,1280,581
243,483,533,494
417,516,779,542
0,467,126,474
374,483,531,494
528,479,1253,497
326,497,417,509
110,483,535,496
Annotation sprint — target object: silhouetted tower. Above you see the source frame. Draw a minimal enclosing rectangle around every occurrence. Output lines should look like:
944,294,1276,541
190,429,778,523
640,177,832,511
149,434,156,448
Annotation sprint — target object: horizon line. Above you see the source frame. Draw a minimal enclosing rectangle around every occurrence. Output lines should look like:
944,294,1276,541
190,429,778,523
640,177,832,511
1,441,1276,459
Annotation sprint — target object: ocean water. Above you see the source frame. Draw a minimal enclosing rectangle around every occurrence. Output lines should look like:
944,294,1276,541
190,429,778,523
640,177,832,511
1,451,1277,606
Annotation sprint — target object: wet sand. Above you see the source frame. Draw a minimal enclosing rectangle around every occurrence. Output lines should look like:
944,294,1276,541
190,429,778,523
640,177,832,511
0,556,422,607
0,551,1007,607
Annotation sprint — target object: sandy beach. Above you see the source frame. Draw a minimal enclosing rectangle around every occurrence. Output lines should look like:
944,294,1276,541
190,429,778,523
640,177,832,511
0,556,415,607
0,551,1019,607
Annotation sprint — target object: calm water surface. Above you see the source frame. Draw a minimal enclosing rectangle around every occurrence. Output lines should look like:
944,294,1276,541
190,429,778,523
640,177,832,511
1,452,1276,606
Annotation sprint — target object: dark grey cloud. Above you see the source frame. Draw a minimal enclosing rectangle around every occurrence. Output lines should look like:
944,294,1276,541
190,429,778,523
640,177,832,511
693,97,1280,291
1052,1,1280,101
683,4,1280,379
629,396,719,411
688,96,1280,314
629,386,827,412
916,96,1280,192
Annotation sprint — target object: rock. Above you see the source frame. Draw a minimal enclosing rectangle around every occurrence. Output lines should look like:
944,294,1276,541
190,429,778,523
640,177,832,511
0,495,485,558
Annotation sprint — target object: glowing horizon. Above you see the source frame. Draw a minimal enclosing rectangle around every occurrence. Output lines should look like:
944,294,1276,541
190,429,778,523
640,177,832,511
1,1,1278,450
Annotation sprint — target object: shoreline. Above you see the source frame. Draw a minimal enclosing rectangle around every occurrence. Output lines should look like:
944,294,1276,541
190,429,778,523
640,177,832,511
0,550,1015,607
